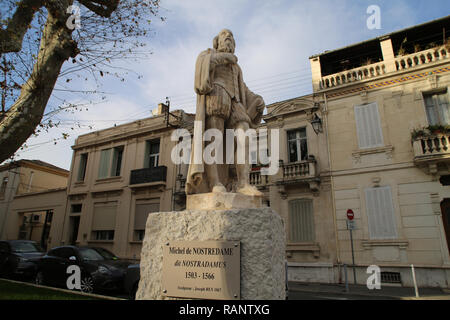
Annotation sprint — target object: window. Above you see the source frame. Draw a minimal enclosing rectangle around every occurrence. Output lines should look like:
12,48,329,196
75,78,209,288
58,247,77,259
365,186,397,240
93,231,115,241
354,102,384,149
423,91,449,125
71,204,82,214
77,153,88,182
98,146,124,179
0,177,8,197
288,199,315,242
91,202,117,241
287,128,308,163
134,201,160,241
381,272,401,284
145,140,160,168
47,248,63,257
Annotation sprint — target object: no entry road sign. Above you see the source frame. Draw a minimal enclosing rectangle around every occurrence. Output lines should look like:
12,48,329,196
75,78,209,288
347,209,355,220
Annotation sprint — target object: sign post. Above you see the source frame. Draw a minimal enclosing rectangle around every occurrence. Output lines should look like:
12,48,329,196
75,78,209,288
347,209,357,284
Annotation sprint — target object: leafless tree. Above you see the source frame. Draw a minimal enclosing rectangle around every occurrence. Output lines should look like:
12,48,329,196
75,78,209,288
0,0,161,163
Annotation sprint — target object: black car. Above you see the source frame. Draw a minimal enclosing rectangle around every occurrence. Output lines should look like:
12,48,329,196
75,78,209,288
123,264,140,300
35,246,133,294
0,240,45,280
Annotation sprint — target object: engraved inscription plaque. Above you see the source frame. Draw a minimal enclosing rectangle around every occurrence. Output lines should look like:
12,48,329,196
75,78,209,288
161,240,240,300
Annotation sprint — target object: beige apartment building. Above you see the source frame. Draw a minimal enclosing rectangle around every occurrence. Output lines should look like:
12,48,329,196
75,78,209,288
309,16,450,287
0,160,69,250
262,96,337,283
61,107,194,260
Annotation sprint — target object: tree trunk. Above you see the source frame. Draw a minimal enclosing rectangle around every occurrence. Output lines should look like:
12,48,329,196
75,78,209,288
0,10,78,163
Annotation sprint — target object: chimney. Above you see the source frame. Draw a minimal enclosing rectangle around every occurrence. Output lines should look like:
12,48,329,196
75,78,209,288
152,102,169,116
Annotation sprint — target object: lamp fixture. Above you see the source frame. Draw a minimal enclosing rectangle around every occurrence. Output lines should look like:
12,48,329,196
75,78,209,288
310,113,323,135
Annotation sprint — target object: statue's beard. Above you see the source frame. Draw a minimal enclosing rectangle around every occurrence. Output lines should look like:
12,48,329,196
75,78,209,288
218,39,235,53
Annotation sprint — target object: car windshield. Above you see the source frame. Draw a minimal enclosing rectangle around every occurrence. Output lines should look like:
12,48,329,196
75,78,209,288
93,247,118,260
78,248,105,261
10,241,43,253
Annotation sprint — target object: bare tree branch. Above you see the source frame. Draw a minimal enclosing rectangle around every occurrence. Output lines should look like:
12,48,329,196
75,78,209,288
0,0,45,54
78,0,120,18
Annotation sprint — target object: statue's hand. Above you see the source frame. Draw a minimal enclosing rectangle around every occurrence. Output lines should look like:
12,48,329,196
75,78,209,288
212,52,238,65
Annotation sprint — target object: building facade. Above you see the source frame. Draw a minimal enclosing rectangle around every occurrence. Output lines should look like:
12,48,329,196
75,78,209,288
0,160,69,250
309,16,450,287
61,107,193,260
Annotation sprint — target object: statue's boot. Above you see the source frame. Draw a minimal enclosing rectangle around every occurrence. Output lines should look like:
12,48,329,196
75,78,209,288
212,184,227,193
237,184,263,197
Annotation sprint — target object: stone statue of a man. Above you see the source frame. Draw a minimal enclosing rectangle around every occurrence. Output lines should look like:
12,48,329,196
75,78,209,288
186,29,265,196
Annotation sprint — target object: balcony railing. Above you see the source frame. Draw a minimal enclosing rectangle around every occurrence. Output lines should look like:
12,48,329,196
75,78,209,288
276,159,320,194
317,45,449,90
249,169,269,187
130,166,167,185
395,45,449,71
320,61,387,89
279,159,318,182
412,133,450,162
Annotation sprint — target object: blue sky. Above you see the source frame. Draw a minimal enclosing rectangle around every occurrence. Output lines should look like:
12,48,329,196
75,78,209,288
11,0,450,170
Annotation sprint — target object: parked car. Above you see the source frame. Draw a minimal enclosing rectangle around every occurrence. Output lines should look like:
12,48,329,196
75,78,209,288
0,240,45,280
123,264,140,300
35,246,133,294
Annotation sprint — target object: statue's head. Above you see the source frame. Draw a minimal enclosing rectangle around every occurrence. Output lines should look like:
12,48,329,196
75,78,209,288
213,29,235,53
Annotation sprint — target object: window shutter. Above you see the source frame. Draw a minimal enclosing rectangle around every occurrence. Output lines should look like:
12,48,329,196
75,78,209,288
365,187,397,239
98,149,112,179
92,202,117,231
437,92,450,125
354,103,384,149
77,154,88,181
288,199,315,242
134,202,160,230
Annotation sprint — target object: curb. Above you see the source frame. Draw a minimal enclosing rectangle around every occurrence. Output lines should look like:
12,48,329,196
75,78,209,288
0,278,126,300
288,283,450,300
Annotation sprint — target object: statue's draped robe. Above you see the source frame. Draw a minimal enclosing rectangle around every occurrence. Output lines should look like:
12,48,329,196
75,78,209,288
186,48,265,195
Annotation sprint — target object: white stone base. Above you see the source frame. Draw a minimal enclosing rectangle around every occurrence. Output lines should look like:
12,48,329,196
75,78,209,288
136,207,286,300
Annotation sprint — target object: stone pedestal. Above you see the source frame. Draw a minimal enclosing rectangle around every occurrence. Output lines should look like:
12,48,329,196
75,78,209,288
136,197,286,300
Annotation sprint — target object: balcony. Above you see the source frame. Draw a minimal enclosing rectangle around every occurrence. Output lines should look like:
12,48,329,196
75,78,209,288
276,158,320,195
395,45,449,72
412,133,450,175
129,166,167,187
249,168,269,189
320,61,387,89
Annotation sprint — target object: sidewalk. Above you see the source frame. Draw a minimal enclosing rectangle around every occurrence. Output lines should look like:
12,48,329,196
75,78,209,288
288,281,450,300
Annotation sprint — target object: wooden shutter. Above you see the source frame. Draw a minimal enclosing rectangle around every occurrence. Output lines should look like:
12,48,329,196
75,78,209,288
436,91,450,125
134,202,160,230
288,199,315,242
354,103,384,149
77,153,88,181
365,186,397,239
98,148,112,179
92,202,117,231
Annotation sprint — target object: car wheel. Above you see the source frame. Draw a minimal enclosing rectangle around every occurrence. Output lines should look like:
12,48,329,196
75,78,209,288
35,271,45,286
80,275,94,294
